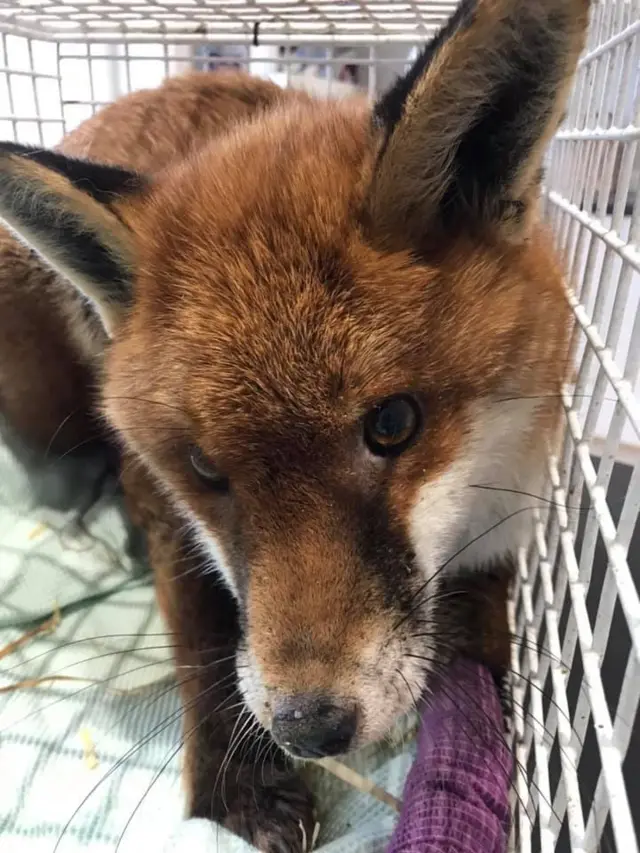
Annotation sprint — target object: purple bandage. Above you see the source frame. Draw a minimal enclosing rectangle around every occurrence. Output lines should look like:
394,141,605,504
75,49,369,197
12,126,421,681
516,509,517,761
387,658,513,853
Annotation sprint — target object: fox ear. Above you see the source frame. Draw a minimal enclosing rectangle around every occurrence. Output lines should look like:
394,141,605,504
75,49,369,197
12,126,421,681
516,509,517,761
0,142,146,334
364,0,590,254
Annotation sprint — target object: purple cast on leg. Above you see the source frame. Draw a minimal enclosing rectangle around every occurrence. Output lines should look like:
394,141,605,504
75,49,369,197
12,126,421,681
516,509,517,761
387,658,513,853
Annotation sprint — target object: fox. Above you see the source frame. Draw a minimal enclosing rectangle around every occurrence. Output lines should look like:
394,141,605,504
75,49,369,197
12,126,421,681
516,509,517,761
0,0,589,849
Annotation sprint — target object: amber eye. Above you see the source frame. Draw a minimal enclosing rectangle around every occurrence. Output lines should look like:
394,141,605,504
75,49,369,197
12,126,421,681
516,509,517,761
189,445,230,493
364,395,421,457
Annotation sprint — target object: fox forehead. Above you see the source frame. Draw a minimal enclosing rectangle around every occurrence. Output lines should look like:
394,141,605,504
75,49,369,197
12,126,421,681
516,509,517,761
114,102,535,437
136,99,372,271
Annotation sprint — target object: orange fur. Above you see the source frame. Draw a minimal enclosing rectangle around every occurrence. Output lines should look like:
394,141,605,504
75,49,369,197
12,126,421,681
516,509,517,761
0,1,590,845
107,102,571,710
0,71,293,452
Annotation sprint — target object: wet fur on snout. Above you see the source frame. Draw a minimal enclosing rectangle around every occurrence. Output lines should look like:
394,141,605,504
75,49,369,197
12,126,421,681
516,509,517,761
0,0,590,849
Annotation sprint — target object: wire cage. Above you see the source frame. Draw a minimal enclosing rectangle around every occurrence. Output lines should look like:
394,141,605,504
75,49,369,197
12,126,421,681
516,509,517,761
0,1,637,852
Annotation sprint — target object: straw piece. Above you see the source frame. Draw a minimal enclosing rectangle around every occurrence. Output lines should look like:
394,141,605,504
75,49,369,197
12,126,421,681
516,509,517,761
317,757,402,813
79,726,99,770
0,674,98,694
0,604,61,662
27,521,49,541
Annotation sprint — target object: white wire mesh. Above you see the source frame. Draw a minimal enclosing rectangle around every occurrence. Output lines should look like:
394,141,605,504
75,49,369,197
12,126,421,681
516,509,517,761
0,0,457,42
0,1,637,852
514,2,640,852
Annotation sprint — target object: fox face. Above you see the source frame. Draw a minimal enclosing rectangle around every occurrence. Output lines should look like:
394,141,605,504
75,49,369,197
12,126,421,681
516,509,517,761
0,0,588,758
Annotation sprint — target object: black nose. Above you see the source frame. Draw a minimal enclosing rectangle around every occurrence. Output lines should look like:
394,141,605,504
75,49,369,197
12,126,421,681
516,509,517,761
271,695,357,758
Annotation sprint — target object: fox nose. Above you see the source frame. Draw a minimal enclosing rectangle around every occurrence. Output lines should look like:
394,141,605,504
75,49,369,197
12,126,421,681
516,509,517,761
271,695,357,758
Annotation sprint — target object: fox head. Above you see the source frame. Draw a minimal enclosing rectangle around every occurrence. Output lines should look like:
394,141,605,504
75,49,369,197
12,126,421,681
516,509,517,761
0,0,587,757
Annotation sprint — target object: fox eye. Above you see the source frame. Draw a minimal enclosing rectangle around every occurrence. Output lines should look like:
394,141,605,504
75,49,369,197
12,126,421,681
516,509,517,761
364,395,421,457
189,445,230,493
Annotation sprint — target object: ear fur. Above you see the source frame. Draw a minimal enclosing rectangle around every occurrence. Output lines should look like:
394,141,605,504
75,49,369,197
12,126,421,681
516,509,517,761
0,142,146,333
365,0,590,253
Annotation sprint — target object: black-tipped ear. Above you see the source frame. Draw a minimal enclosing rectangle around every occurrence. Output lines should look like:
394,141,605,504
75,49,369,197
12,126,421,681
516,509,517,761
0,142,147,334
365,0,590,253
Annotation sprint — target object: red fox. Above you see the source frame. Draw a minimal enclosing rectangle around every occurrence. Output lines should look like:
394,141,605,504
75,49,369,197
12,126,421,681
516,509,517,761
0,0,589,849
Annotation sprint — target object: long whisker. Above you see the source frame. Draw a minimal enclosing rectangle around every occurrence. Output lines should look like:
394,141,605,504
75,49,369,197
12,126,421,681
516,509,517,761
3,645,182,680
0,632,174,672
1,659,181,734
115,734,187,852
468,482,594,511
408,651,582,752
429,670,558,836
396,667,420,712
114,692,246,852
408,624,563,668
492,392,619,405
101,666,238,742
44,407,104,459
2,633,232,674
52,673,240,852
235,714,263,785
394,504,551,633
219,708,258,812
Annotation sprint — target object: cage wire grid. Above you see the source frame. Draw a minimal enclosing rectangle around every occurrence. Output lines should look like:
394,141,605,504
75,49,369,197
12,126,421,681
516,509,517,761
0,1,637,852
